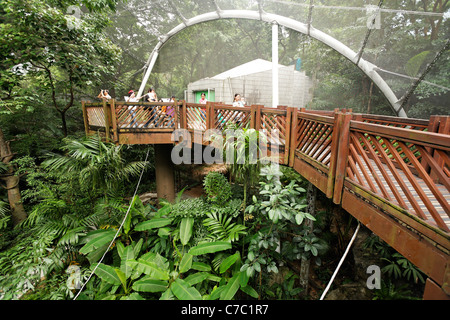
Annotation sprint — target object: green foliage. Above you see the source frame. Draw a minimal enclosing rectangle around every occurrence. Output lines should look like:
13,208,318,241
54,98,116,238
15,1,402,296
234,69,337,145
382,253,425,284
43,135,148,197
0,201,10,230
265,270,303,300
203,211,247,243
203,172,232,206
72,193,261,300
0,231,64,299
372,280,420,300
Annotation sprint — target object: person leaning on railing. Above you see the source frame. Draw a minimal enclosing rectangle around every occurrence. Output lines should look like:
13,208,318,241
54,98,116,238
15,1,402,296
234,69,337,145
232,93,245,125
136,88,159,128
125,90,141,128
198,93,207,121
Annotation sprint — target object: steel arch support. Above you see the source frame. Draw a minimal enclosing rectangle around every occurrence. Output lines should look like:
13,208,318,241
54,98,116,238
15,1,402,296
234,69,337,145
138,10,407,117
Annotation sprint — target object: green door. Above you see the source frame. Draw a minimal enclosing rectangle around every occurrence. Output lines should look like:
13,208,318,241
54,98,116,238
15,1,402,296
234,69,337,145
195,90,215,103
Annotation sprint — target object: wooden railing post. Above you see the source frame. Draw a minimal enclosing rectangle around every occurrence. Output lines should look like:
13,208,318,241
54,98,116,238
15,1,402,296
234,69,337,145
254,105,262,130
325,111,343,199
172,99,177,129
110,99,119,144
102,99,111,141
332,112,352,204
288,107,298,168
182,100,187,129
284,107,293,165
250,105,256,129
429,115,450,183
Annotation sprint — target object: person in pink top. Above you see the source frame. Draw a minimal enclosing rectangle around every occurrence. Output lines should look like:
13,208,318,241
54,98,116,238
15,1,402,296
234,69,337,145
198,93,207,120
199,93,207,104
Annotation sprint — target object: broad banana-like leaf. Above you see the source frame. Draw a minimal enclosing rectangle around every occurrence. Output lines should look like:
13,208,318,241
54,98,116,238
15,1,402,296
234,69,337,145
184,272,209,286
132,278,168,293
191,261,211,272
120,246,135,278
219,251,240,274
189,241,231,256
179,217,194,245
220,272,241,300
92,263,121,286
135,218,173,231
127,259,169,280
170,279,202,300
179,253,193,273
79,229,116,255
240,285,259,299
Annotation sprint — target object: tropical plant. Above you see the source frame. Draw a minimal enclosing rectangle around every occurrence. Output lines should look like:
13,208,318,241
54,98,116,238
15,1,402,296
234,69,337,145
203,172,232,206
0,231,63,300
265,270,303,300
223,127,264,215
203,211,247,243
77,202,257,300
42,134,148,197
372,280,420,300
0,200,10,230
381,253,425,284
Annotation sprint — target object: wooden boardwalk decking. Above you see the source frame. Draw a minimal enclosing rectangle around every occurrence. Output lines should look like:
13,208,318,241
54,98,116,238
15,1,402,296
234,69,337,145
82,99,450,298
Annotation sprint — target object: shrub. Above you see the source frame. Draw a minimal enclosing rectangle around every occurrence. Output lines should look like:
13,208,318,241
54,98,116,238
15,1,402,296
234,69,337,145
203,172,232,206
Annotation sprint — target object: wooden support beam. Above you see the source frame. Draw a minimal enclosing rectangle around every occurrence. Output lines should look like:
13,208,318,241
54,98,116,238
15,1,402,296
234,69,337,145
423,278,450,300
154,144,175,203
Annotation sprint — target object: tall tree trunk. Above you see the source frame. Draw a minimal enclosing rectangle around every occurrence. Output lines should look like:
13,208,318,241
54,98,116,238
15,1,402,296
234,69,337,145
0,128,27,226
61,110,68,137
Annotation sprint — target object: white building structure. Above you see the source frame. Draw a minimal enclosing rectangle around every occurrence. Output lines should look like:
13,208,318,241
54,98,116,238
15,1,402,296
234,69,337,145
186,59,313,108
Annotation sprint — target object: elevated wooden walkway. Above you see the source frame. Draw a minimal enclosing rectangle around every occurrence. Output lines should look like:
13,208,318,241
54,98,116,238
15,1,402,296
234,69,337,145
82,99,450,299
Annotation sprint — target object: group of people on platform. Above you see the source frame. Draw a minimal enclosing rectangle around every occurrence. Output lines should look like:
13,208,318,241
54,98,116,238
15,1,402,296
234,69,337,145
97,87,247,128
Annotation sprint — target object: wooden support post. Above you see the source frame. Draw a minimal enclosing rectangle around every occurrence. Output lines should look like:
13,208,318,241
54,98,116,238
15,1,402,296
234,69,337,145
332,112,352,204
173,99,179,129
102,99,111,141
326,112,343,199
254,105,262,130
429,116,450,183
206,101,212,131
289,107,298,168
250,105,257,129
154,144,175,203
284,107,293,165
182,100,187,129
110,99,119,144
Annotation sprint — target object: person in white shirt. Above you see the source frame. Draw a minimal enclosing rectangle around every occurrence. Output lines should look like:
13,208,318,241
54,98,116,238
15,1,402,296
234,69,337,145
126,90,140,127
232,93,245,107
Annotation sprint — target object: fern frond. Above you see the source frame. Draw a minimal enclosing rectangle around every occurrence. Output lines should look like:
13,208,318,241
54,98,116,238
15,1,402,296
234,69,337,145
203,212,246,242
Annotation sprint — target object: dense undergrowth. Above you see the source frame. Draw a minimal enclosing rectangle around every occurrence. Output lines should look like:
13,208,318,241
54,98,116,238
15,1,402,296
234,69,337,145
0,135,426,300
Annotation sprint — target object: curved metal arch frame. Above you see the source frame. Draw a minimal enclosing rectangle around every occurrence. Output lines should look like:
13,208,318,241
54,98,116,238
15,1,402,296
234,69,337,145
137,10,407,117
